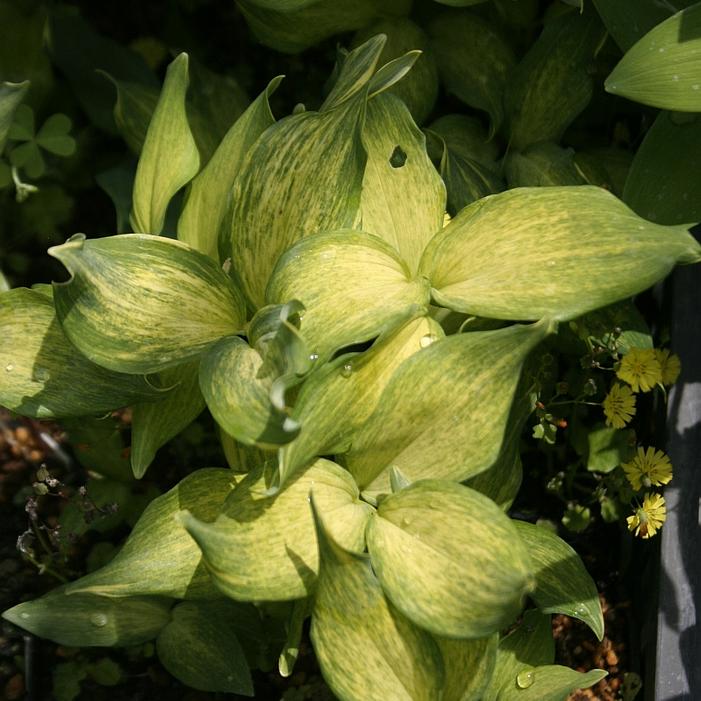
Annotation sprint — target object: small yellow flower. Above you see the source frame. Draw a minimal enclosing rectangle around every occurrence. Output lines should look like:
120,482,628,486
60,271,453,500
602,383,636,428
622,446,673,491
616,348,662,392
655,349,681,386
627,492,666,539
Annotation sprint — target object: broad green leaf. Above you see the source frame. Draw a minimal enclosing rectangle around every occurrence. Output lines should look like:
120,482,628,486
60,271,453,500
428,9,515,134
512,520,604,640
2,589,171,647
310,502,444,701
200,301,309,448
178,76,281,260
229,85,367,308
360,93,446,273
436,635,497,701
420,186,701,322
505,10,606,150
279,314,443,486
131,361,205,479
505,142,587,188
0,288,161,418
606,4,701,111
0,80,29,151
591,0,697,52
367,480,534,638
425,114,504,214
180,459,373,601
624,111,701,225
236,0,411,54
267,230,429,362
586,426,635,474
498,666,607,701
105,76,159,154
65,469,234,599
574,147,632,198
156,600,253,695
346,323,547,489
131,53,200,235
482,609,555,701
50,234,246,374
353,18,439,123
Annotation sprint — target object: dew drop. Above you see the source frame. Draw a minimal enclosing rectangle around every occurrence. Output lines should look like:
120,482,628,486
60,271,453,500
20,611,30,620
401,517,412,527
573,603,587,617
341,363,353,378
90,612,108,628
516,669,535,689
309,352,319,362
5,364,14,372
420,334,437,348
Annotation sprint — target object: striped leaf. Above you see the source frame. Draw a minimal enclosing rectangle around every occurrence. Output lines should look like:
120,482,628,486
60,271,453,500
65,469,234,599
505,10,605,150
0,288,161,418
367,480,534,638
0,80,29,152
50,234,246,374
219,428,267,473
606,4,701,111
482,609,554,701
2,589,171,647
178,76,281,260
180,459,373,601
131,53,200,234
428,9,515,134
229,39,381,309
436,635,497,701
131,361,205,479
353,18,438,124
279,313,443,486
360,93,446,273
236,0,410,54
200,302,309,448
310,501,444,701
267,230,430,363
105,76,158,154
624,111,701,225
156,600,253,694
420,186,701,322
512,520,604,640
425,114,503,214
346,323,547,490
497,666,608,701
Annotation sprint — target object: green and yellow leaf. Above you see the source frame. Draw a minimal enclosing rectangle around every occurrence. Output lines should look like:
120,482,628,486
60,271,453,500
367,480,534,638
436,634,498,701
50,234,246,374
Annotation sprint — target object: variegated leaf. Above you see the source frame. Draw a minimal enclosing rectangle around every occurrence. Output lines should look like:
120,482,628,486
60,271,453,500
436,634,498,701
178,76,281,260
180,459,373,601
512,520,604,640
367,480,534,638
605,4,701,111
105,76,158,154
0,287,161,418
360,93,446,273
505,10,606,150
267,230,430,363
2,589,171,647
66,469,234,599
346,322,547,490
131,361,205,479
310,501,444,701
420,186,701,321
156,600,253,694
624,111,701,225
50,234,246,374
131,53,200,235
219,427,267,473
428,9,515,134
279,313,442,486
353,18,438,123
236,0,410,54
229,38,380,308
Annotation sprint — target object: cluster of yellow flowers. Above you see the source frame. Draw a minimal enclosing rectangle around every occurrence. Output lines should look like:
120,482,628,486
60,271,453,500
600,347,680,539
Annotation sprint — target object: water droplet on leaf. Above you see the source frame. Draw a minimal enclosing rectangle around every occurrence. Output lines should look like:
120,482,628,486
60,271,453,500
341,363,352,378
420,334,437,348
309,353,319,362
401,517,412,527
516,669,535,689
5,364,14,372
90,612,108,628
